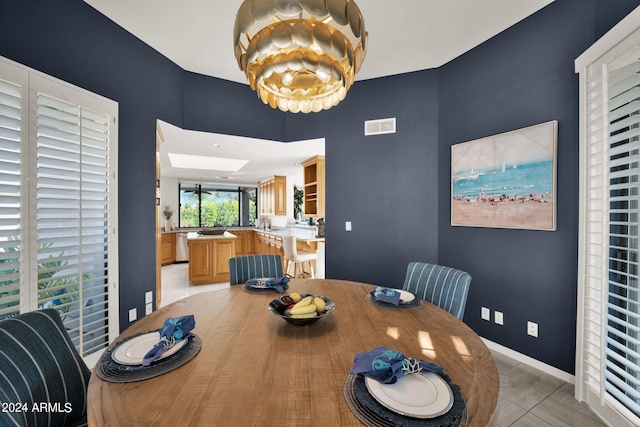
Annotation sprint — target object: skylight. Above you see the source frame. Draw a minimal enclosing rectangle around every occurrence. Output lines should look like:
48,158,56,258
167,153,248,172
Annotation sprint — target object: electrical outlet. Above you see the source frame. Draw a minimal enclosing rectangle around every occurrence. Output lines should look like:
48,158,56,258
481,307,491,321
145,302,153,315
528,321,538,337
145,291,153,304
345,221,352,231
494,311,504,325
128,308,137,322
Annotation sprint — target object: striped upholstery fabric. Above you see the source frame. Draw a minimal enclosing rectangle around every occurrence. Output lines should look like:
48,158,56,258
402,262,472,320
228,254,284,285
0,309,90,427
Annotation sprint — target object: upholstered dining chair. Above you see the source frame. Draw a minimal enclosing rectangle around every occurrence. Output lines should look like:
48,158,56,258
402,262,472,320
0,308,91,427
228,254,284,285
282,235,317,279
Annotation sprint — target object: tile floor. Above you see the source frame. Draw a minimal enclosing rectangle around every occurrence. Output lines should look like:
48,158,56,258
492,352,605,427
160,263,607,427
160,263,229,308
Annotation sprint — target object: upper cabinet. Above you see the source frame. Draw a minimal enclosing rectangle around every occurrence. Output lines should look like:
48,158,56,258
301,155,325,218
259,175,287,216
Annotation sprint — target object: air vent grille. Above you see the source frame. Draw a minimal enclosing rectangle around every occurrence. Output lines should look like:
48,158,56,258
365,118,396,136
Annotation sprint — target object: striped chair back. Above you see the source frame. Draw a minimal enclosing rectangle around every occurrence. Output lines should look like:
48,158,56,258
229,254,284,285
402,262,472,320
0,309,91,427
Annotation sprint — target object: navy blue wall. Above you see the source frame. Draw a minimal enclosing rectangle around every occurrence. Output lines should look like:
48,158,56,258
438,0,638,373
285,71,440,286
182,71,286,141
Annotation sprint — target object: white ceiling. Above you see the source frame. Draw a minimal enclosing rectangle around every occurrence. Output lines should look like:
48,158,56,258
87,0,554,185
84,0,554,84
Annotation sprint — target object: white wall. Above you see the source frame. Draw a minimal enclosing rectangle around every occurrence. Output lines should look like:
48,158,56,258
160,176,179,229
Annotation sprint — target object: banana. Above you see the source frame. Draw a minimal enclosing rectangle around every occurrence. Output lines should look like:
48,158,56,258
313,297,326,313
293,295,313,308
290,311,317,319
289,304,317,315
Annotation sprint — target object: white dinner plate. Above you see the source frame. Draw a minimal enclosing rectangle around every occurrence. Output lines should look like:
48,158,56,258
247,278,271,289
112,331,187,365
365,371,453,418
397,290,415,304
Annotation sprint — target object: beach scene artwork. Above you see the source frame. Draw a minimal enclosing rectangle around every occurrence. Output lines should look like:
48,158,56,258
451,121,557,230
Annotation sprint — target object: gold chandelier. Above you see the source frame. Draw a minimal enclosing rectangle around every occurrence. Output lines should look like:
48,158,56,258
233,0,367,113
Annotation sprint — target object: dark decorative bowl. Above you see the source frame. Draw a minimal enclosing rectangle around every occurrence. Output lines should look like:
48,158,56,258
268,294,336,326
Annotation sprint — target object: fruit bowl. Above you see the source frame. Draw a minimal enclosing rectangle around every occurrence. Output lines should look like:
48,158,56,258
268,294,336,326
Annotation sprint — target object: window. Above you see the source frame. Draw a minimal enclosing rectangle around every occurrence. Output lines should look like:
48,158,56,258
0,56,118,365
576,8,640,426
179,183,256,228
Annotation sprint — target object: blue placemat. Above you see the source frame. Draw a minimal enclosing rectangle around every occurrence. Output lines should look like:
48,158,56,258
95,330,201,383
343,372,467,427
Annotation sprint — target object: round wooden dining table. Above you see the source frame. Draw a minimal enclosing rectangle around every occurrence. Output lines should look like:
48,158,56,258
87,279,499,426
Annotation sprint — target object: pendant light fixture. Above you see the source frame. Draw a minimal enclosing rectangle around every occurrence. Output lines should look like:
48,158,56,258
233,0,368,113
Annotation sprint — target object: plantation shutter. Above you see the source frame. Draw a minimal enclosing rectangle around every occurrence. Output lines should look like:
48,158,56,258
605,59,640,418
0,71,25,319
576,8,640,426
34,92,113,357
0,56,118,364
577,55,608,407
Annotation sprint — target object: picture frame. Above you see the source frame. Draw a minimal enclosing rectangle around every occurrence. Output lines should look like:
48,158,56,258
451,121,557,231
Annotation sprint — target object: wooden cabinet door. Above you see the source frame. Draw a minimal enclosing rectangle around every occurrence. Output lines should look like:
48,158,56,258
234,231,245,255
213,239,236,282
244,231,254,254
161,234,176,266
189,240,212,281
266,180,274,214
189,240,213,284
274,177,286,215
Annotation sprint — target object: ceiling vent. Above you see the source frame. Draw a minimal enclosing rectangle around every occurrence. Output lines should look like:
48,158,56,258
365,118,396,136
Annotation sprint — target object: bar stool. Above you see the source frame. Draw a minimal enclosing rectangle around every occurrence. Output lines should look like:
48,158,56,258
282,234,316,278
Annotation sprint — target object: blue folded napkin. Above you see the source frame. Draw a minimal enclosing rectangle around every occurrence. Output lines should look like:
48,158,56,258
349,346,444,384
142,315,195,367
372,285,401,305
246,276,290,293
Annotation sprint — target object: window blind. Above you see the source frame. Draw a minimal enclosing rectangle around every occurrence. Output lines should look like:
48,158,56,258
580,59,608,402
35,93,112,356
576,9,640,425
0,78,22,319
0,56,118,363
605,59,640,417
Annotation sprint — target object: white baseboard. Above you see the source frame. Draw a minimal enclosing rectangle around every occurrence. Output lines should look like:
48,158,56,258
482,338,575,384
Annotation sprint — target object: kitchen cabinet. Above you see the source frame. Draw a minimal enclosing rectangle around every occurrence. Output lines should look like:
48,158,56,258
259,176,286,216
301,156,325,218
161,233,176,266
253,231,285,261
233,230,254,255
188,235,237,284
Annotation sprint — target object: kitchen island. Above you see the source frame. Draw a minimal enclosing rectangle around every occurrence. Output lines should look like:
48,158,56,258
253,227,325,278
187,231,237,284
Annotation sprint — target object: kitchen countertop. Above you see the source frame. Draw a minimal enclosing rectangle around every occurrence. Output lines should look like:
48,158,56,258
186,231,238,240
162,227,254,234
162,227,324,243
254,228,325,243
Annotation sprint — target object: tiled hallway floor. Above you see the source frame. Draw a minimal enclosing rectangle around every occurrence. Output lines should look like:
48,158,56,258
161,263,607,427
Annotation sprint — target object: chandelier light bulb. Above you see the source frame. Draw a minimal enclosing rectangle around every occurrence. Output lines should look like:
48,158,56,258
233,0,368,113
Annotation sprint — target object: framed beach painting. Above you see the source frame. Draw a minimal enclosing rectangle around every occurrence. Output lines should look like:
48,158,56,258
451,121,557,231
